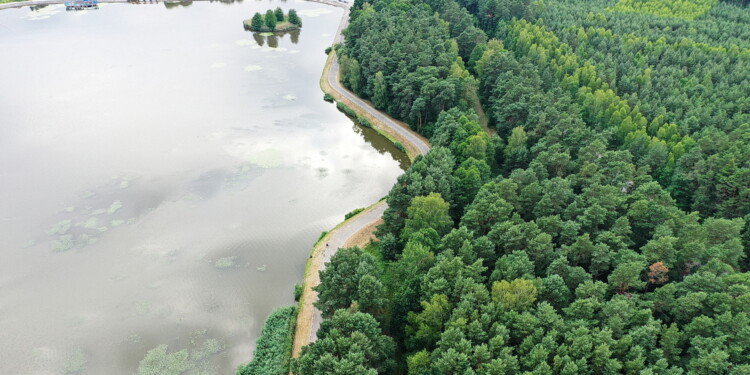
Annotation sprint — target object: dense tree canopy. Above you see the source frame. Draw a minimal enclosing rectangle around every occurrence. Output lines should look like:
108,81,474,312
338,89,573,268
294,0,750,373
294,309,395,375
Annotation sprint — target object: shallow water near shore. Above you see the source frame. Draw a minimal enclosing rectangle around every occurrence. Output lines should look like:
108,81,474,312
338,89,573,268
0,1,406,373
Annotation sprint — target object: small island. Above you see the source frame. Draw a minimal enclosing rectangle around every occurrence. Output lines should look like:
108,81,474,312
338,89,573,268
244,7,302,32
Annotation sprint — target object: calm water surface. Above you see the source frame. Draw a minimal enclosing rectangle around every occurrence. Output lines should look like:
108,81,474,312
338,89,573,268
0,1,406,373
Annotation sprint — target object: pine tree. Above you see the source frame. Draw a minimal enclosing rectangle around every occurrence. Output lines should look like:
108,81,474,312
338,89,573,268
250,12,263,31
274,7,284,22
288,9,301,26
264,9,277,31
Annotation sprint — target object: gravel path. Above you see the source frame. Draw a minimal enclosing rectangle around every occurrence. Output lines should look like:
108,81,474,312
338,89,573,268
308,201,388,339
305,8,431,344
328,57,432,156
295,0,431,352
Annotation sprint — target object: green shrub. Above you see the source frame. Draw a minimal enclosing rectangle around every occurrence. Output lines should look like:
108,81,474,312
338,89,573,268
345,207,365,220
324,46,332,54
294,283,303,302
317,231,328,243
323,93,334,102
335,102,374,129
394,142,406,153
357,116,373,128
236,306,297,375
336,101,357,117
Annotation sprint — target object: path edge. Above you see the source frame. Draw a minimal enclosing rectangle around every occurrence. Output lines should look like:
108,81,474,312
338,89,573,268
290,198,387,358
320,50,426,162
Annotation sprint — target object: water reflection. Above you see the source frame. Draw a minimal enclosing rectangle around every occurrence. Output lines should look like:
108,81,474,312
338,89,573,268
334,104,410,170
209,0,245,4
252,32,264,46
267,34,278,48
162,0,242,8
353,123,410,170
164,1,193,9
244,29,300,46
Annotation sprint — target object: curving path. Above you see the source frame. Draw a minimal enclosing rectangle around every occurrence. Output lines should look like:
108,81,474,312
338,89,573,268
292,0,431,356
328,56,431,156
308,202,388,340
308,9,431,341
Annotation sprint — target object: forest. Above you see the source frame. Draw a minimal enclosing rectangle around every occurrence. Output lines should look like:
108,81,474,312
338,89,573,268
285,0,750,374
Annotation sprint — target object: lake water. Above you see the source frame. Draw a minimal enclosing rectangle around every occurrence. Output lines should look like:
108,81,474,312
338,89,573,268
0,1,406,373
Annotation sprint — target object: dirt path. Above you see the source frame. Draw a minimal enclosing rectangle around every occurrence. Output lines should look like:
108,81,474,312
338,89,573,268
327,53,431,157
291,201,387,357
291,2,431,359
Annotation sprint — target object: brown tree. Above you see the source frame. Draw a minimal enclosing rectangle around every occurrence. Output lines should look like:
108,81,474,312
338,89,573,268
648,262,669,285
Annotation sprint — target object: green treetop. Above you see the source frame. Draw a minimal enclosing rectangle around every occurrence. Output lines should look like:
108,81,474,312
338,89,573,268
274,7,284,22
250,12,263,31
264,9,277,31
288,9,302,27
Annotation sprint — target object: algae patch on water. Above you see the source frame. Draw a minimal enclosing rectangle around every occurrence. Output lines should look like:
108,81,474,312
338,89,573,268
136,332,225,375
107,200,123,215
228,143,284,169
49,220,72,235
80,217,99,230
125,334,143,344
243,65,263,72
214,256,238,269
62,348,87,374
210,62,227,69
131,301,152,317
50,235,75,252
136,345,191,375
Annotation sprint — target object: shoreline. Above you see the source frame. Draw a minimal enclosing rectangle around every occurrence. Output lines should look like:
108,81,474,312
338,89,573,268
290,199,387,357
290,1,431,361
0,0,428,368
320,50,427,162
0,0,349,10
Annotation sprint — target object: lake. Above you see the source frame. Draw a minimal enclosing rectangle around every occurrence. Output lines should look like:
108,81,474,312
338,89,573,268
0,1,406,373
